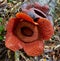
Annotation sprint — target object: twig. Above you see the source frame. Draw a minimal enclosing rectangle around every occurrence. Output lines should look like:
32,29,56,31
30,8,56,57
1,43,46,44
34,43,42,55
11,2,22,13
0,0,7,7
15,51,20,61
19,51,34,61
19,51,28,61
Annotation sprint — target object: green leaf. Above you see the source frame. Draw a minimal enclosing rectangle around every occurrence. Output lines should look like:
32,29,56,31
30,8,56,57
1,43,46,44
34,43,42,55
8,0,13,2
0,18,3,22
0,36,3,41
0,25,4,32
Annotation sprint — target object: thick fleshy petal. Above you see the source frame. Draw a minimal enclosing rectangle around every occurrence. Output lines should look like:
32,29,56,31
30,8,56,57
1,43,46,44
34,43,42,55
5,33,23,51
16,12,34,24
34,2,49,14
6,17,19,32
37,18,54,40
23,40,44,56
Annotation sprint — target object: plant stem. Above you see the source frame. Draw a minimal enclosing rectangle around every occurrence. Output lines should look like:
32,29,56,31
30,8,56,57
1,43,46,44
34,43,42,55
15,51,20,61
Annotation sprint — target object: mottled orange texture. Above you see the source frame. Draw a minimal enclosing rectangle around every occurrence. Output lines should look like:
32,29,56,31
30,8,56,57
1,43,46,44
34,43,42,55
23,40,44,56
16,12,34,24
37,18,54,40
5,12,54,56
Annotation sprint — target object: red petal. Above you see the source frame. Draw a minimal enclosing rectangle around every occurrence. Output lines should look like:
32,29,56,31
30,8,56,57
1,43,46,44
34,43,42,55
6,17,17,32
23,40,44,56
42,5,49,13
34,2,49,13
5,33,23,51
37,18,54,40
16,12,34,24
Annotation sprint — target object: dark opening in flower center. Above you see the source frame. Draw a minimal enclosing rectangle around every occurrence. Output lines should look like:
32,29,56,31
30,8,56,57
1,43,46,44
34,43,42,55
21,27,33,37
34,10,46,18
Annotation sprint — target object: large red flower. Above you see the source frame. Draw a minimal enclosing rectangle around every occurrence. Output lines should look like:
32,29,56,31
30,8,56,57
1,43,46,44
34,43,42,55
5,12,54,56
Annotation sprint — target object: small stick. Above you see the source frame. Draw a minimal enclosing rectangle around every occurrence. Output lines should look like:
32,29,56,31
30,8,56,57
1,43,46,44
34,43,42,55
15,51,20,61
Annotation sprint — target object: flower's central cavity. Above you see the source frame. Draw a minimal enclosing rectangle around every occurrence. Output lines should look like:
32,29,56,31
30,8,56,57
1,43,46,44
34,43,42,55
21,27,33,37
15,21,38,42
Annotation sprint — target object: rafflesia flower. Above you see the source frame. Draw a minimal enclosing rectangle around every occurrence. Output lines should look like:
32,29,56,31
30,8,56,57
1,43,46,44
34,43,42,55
5,1,54,57
5,12,54,56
